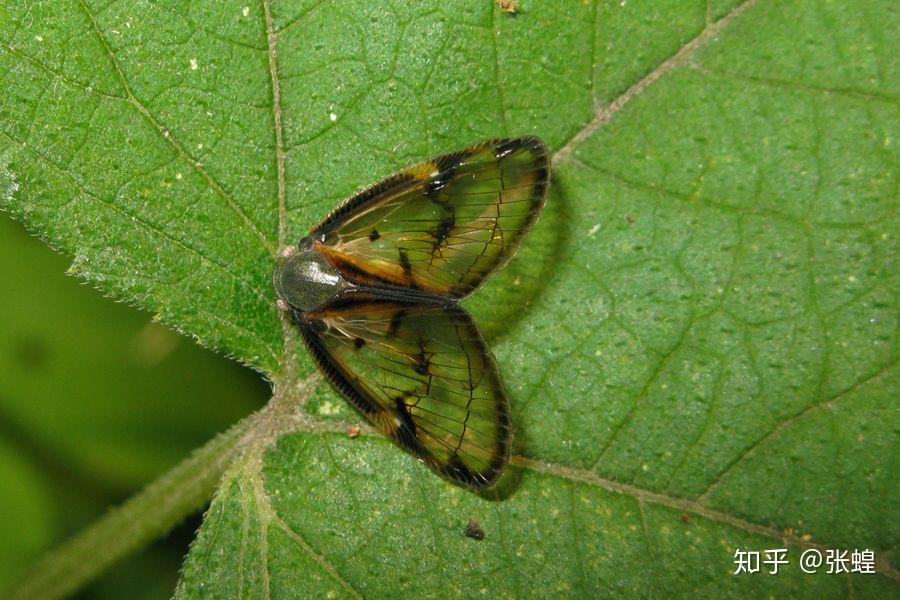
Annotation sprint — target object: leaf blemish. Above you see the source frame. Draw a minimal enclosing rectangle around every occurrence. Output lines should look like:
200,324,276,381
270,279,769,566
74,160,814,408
0,155,19,202
318,401,339,416
464,519,485,540
497,0,517,14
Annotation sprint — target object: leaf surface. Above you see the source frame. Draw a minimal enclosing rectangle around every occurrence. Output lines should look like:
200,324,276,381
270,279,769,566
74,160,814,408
1,0,896,595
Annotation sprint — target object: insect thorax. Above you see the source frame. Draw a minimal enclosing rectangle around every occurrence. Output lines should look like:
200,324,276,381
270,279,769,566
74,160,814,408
273,244,352,312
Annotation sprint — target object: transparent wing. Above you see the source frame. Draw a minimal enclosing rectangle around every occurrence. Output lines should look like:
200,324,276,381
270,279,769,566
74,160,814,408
311,136,549,299
298,294,511,487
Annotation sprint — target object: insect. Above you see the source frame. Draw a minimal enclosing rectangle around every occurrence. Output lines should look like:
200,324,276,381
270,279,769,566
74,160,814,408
273,137,550,488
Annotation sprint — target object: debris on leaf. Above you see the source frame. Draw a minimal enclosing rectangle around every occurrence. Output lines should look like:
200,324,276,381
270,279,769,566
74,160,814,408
464,519,485,540
497,0,517,14
348,425,360,438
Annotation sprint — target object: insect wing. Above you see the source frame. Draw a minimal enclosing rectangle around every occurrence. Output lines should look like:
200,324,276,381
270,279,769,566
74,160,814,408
300,295,511,487
311,136,549,298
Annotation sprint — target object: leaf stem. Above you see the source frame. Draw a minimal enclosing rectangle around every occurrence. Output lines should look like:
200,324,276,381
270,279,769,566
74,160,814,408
2,412,259,600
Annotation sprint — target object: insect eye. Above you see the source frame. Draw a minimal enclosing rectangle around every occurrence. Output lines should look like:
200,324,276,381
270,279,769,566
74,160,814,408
309,319,328,333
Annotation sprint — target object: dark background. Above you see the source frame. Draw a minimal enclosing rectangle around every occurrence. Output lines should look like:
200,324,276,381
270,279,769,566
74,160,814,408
0,213,271,598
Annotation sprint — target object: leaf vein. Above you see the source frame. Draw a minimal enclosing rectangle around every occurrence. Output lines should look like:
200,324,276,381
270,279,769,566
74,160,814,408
691,64,899,105
262,0,287,248
553,0,761,163
75,0,277,256
0,129,274,304
270,513,364,599
696,363,896,504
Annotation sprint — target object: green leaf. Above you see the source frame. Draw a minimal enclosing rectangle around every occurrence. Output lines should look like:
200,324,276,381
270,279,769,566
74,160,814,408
1,0,896,597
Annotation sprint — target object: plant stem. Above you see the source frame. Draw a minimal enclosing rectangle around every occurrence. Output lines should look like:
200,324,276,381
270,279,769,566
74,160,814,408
3,411,259,600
